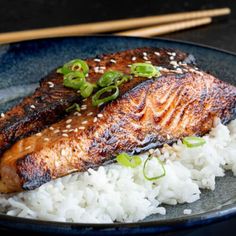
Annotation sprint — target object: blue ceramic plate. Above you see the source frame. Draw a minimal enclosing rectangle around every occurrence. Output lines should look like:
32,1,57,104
0,36,236,235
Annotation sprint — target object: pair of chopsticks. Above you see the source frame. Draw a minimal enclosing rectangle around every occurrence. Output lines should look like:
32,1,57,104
0,8,230,44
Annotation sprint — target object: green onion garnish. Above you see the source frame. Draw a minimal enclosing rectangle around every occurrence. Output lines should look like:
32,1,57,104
63,72,86,90
92,85,119,106
57,59,89,76
80,82,96,98
115,75,131,86
65,103,80,113
183,136,206,148
143,155,166,181
97,70,123,87
116,152,142,168
130,63,160,78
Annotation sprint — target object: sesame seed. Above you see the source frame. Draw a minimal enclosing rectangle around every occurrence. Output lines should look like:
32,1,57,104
36,132,42,136
143,52,147,56
131,56,136,61
82,98,87,102
61,149,66,156
77,90,81,94
94,58,101,62
149,149,154,154
30,105,36,109
66,124,71,129
145,61,152,64
68,129,74,132
62,129,68,133
79,126,85,130
100,66,106,70
62,133,68,137
87,112,93,116
49,127,54,130
127,64,132,68
44,138,50,141
169,56,174,60
1,113,5,118
74,112,82,116
154,52,160,56
47,81,54,88
74,128,78,132
97,114,103,118
66,119,72,124
167,134,170,140
172,52,176,56
81,120,88,125
167,52,172,55
110,59,116,63
170,61,178,67
81,105,87,110
25,146,31,150
93,117,98,123
143,56,148,60
54,129,60,134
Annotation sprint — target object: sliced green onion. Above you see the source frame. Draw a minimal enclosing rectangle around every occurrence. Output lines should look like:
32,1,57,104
80,82,96,98
131,63,161,78
97,70,123,87
57,59,89,76
115,75,131,86
92,85,119,106
116,152,142,168
63,72,86,90
143,155,166,181
183,136,206,148
66,103,80,113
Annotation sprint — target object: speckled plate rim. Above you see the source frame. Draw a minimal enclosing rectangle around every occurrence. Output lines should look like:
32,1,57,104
0,35,236,235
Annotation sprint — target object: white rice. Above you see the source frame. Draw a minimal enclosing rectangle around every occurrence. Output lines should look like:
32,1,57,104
0,118,236,223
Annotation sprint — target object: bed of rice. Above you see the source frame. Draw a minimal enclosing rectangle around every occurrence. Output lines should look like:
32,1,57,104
0,118,236,223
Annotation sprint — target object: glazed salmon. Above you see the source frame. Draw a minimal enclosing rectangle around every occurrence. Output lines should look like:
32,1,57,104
0,67,235,193
0,48,193,155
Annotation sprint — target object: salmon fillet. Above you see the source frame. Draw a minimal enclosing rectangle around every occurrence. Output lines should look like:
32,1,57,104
0,67,235,193
0,48,193,155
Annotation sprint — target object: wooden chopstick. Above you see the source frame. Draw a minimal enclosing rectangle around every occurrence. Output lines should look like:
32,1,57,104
116,17,212,37
0,7,230,44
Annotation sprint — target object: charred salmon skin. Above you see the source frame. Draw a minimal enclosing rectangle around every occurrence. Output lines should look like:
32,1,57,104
0,48,193,155
0,66,235,193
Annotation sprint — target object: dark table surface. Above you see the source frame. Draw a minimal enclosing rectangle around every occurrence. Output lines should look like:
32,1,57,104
0,0,235,235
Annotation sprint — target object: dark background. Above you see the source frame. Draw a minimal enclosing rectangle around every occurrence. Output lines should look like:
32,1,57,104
0,0,235,235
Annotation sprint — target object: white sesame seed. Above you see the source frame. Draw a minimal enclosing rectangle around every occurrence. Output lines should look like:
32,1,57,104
143,56,148,60
81,120,88,125
131,56,136,61
1,113,5,118
30,105,36,109
44,138,50,141
74,112,81,116
49,127,54,130
66,124,71,129
79,126,85,130
77,90,81,94
110,59,116,63
62,129,68,133
93,117,98,123
47,81,54,88
100,66,106,70
66,119,72,124
54,129,60,134
127,64,132,68
36,132,42,136
154,51,160,56
170,61,178,67
61,149,66,156
81,105,87,110
172,52,176,56
74,128,78,132
82,98,87,102
149,149,154,154
62,133,68,137
25,146,31,150
167,52,172,55
183,209,192,215
169,56,174,60
143,52,147,56
145,61,152,64
87,112,93,116
94,58,101,62
167,134,171,140
97,114,103,118
68,129,74,132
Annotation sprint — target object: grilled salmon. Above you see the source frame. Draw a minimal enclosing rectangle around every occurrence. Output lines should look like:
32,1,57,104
0,66,235,193
0,48,193,155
